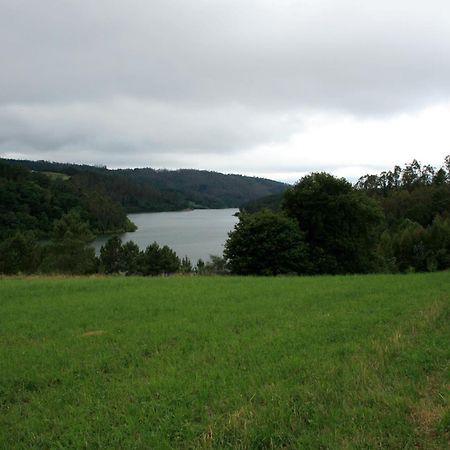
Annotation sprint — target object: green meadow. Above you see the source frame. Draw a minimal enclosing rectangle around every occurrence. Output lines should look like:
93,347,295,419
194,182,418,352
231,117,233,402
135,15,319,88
1,273,449,449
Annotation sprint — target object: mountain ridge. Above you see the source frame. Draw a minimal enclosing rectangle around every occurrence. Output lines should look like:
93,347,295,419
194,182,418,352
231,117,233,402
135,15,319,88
3,158,289,212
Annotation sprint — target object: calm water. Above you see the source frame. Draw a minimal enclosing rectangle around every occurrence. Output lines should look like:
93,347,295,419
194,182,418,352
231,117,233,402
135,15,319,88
93,208,239,263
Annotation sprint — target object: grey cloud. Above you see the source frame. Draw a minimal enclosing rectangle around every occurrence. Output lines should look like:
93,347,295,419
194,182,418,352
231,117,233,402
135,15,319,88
1,0,450,113
0,98,302,164
1,0,450,177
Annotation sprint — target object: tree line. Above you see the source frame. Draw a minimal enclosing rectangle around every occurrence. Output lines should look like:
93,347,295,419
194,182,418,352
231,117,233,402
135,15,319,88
229,156,450,275
4,158,288,212
1,156,449,276
0,209,227,276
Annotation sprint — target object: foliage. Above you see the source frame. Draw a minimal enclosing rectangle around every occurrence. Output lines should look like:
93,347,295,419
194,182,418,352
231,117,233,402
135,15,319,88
380,215,450,272
2,156,449,276
180,256,193,273
224,210,309,275
99,237,181,276
195,255,229,275
39,211,96,275
51,209,95,243
99,235,123,274
239,192,284,213
137,242,181,276
205,255,229,274
0,160,135,239
354,156,450,272
0,231,40,274
356,157,450,228
1,274,449,449
283,173,384,274
120,241,141,275
4,158,288,211
195,258,206,273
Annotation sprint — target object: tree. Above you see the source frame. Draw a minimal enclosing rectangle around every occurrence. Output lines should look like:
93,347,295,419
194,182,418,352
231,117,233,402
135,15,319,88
0,231,40,274
380,219,426,272
195,258,206,274
194,255,229,275
121,241,140,275
99,236,123,274
159,245,181,274
224,210,309,275
423,215,450,271
180,256,193,274
283,173,384,274
204,255,229,274
138,242,180,275
40,210,96,274
52,209,95,243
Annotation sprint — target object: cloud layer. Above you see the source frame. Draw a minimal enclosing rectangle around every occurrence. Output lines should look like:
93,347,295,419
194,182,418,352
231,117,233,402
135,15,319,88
1,0,450,180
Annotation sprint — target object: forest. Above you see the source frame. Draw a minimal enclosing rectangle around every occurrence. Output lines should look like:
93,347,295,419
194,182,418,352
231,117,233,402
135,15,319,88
235,156,450,274
3,159,287,212
0,156,449,276
0,161,136,240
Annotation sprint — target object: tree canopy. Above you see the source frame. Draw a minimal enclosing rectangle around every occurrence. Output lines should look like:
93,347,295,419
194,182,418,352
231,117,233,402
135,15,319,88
224,209,309,275
282,173,384,274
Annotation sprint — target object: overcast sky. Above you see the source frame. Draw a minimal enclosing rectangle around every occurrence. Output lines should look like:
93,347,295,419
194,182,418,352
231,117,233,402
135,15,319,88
1,0,450,182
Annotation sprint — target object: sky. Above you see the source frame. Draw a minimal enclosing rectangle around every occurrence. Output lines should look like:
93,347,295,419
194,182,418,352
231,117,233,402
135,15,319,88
1,0,450,183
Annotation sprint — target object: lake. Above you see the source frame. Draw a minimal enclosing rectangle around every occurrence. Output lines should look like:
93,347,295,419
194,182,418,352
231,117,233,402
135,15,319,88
93,208,239,264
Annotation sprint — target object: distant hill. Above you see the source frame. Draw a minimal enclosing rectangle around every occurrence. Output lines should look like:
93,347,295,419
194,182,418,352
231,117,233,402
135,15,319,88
3,159,288,212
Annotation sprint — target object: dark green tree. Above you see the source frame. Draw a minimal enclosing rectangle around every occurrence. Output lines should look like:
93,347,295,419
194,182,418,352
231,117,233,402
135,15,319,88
51,209,95,243
224,209,309,275
380,219,427,272
40,210,96,274
159,245,181,274
425,215,450,270
121,241,141,275
180,256,193,273
138,242,180,276
99,236,123,274
139,242,162,276
0,231,40,274
283,173,384,274
195,258,206,274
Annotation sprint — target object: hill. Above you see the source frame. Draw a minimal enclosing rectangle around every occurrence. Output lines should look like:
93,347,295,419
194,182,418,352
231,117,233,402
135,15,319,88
1,273,449,448
4,159,288,211
0,160,135,239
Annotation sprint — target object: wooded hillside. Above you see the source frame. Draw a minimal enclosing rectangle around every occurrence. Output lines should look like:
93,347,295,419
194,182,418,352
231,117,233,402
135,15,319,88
4,159,288,212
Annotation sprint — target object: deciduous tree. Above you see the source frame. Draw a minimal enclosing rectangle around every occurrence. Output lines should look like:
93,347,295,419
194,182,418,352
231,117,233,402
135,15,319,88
224,210,309,275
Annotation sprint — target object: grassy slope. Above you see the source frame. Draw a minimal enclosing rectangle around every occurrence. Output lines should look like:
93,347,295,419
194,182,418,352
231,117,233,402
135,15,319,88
0,274,449,449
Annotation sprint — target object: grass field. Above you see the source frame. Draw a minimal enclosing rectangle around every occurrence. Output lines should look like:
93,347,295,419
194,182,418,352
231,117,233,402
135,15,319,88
1,273,449,449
